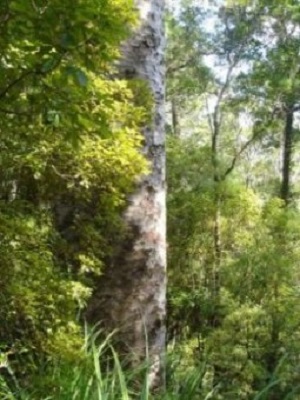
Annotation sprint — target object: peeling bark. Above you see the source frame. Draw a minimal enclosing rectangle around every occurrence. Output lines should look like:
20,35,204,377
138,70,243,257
86,0,166,390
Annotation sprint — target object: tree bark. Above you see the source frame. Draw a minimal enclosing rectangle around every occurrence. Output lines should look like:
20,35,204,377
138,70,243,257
86,0,166,390
280,106,294,205
210,105,222,328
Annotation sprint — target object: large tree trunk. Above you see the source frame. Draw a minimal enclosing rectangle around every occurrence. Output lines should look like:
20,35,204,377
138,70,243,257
86,0,166,390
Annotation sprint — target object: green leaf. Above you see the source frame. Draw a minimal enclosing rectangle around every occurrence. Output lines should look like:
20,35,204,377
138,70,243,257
65,66,88,87
41,56,60,73
75,70,88,87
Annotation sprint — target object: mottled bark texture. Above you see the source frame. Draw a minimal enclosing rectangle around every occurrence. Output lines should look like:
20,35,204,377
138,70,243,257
86,0,166,389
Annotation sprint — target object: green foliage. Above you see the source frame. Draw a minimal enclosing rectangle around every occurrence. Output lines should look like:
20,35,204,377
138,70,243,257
0,0,148,386
3,0,300,398
165,2,300,397
167,134,300,399
2,333,298,400
166,10,211,100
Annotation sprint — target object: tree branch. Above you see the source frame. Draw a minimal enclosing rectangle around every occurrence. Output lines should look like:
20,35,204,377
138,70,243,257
222,133,258,179
0,70,35,100
0,53,64,101
222,111,276,179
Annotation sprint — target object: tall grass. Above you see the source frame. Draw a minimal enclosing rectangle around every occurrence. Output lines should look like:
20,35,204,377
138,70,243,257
0,330,209,400
1,334,300,400
0,331,153,400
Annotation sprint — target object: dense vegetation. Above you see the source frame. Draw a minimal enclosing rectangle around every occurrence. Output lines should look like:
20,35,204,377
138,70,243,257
0,0,147,392
1,0,300,399
166,1,300,398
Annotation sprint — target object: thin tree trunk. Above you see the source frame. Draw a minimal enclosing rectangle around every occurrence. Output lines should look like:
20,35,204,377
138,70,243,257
280,106,294,204
86,0,166,390
266,105,294,400
171,98,180,137
267,105,294,398
210,107,222,327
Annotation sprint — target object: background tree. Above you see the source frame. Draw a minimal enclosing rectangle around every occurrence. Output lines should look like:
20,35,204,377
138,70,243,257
166,1,300,398
2,0,300,398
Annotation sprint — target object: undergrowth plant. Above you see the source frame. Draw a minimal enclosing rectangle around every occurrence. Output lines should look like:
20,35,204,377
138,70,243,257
1,331,300,400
